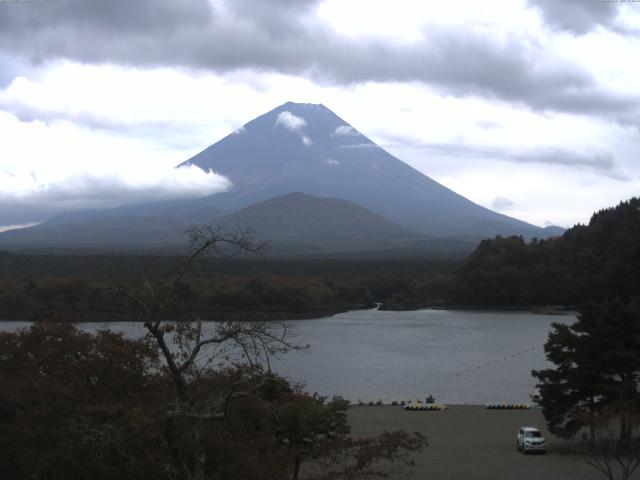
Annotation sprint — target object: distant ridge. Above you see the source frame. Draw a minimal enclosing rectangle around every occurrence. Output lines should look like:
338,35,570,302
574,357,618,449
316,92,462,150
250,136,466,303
214,192,415,254
0,216,190,251
217,192,407,239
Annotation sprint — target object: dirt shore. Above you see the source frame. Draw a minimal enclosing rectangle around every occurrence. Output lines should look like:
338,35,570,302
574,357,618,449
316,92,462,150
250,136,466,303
347,405,609,480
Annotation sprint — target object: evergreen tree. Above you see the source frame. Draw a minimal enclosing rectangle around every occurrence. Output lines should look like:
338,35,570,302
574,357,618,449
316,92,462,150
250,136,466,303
533,296,640,444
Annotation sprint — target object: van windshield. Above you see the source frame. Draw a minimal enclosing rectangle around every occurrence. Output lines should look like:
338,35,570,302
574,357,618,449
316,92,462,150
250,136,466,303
525,431,542,438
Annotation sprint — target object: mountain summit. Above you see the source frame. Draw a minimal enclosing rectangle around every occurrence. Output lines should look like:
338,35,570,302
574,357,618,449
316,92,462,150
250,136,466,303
181,102,546,238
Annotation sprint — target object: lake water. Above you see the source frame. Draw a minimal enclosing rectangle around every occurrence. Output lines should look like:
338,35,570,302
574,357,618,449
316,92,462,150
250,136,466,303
0,309,574,405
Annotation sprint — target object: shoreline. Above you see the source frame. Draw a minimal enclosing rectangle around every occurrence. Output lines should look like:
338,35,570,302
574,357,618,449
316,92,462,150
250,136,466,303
0,304,578,323
0,305,366,323
380,304,576,315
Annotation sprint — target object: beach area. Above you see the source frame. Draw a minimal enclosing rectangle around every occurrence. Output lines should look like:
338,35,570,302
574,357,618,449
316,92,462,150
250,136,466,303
348,405,606,480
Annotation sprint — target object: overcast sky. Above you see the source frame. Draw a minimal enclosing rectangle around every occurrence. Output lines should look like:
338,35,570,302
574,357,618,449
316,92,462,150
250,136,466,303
0,0,639,229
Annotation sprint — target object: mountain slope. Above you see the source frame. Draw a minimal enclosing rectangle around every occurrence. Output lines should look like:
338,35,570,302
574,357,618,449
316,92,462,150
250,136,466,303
0,193,412,254
0,192,478,257
0,216,190,252
216,192,407,240
181,101,550,238
214,192,416,254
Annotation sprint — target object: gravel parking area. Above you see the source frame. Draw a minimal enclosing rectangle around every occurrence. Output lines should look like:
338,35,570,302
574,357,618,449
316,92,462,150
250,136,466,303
347,405,609,480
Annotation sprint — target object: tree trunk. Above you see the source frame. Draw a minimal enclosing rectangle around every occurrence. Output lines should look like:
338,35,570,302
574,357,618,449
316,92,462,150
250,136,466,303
292,456,301,480
589,395,596,448
620,413,631,450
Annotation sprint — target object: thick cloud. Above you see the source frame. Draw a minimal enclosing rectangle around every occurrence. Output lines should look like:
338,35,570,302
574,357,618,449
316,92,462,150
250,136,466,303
0,165,231,225
275,111,306,131
528,0,621,35
226,0,321,39
0,0,636,122
0,0,211,38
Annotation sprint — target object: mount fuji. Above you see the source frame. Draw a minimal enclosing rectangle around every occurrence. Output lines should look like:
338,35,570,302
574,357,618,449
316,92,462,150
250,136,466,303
0,102,560,255
181,102,548,238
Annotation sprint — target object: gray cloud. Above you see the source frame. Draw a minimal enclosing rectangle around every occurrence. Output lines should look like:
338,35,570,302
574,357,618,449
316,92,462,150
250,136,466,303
514,147,618,172
382,134,630,181
0,96,213,150
0,97,147,131
528,0,621,35
0,0,211,38
0,0,636,124
225,0,320,40
491,196,516,210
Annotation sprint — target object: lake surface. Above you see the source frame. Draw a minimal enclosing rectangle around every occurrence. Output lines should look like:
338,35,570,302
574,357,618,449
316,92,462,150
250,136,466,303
0,309,574,404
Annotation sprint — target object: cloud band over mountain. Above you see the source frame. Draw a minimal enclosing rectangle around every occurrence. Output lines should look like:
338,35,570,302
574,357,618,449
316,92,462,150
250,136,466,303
0,165,231,225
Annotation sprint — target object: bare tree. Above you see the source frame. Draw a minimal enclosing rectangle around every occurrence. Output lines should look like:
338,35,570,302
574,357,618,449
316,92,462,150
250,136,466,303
109,225,305,480
583,407,640,480
101,225,427,480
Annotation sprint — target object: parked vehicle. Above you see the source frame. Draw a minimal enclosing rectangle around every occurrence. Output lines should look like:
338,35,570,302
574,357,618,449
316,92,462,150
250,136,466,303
516,427,546,454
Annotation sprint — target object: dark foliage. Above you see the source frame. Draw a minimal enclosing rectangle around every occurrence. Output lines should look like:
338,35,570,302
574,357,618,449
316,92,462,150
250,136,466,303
0,324,166,480
454,198,640,307
0,324,426,480
533,297,640,443
0,254,457,320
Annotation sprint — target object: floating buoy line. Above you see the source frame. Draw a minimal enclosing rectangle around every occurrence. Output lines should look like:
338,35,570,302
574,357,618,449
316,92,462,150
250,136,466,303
453,346,539,378
338,345,542,409
346,399,533,409
351,398,448,410
485,403,531,409
404,402,447,411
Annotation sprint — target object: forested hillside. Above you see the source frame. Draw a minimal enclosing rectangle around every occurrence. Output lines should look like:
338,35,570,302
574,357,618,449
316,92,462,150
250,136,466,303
0,253,456,321
453,198,640,307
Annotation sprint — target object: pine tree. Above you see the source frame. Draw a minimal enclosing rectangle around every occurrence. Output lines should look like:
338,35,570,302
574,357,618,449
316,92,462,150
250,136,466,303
533,296,640,445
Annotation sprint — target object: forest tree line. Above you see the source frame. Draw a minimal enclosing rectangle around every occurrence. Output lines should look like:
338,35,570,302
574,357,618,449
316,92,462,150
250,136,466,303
0,254,455,321
453,198,640,308
1,198,638,321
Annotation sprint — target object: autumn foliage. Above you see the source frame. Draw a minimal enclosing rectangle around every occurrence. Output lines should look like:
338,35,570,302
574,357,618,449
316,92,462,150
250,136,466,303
0,324,425,480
